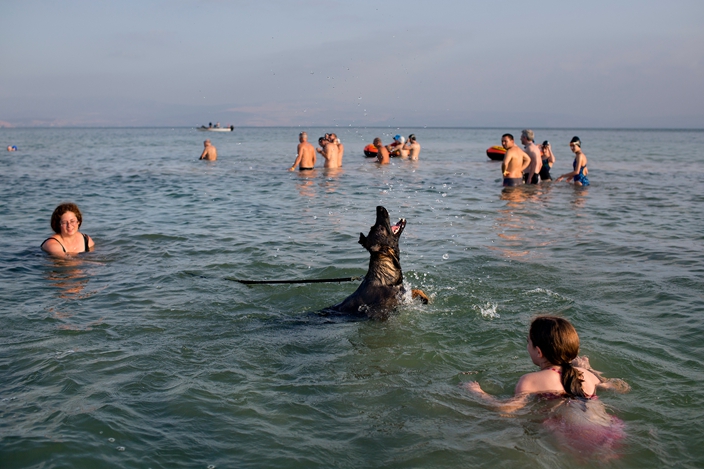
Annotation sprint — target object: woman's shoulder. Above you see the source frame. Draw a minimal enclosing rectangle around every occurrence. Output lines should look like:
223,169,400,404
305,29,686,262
41,235,65,255
41,235,61,247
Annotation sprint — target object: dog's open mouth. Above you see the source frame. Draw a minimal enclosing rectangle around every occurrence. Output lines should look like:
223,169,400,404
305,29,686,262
391,218,406,235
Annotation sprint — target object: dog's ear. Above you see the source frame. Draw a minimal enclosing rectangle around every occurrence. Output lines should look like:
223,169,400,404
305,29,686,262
358,233,367,246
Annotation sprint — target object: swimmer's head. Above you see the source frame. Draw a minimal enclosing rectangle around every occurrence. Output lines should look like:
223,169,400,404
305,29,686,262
393,135,402,142
570,136,581,147
7,145,17,151
319,137,326,145
398,136,406,144
299,131,307,142
408,134,416,142
530,315,588,398
529,316,580,366
373,137,382,147
502,133,514,142
50,202,83,234
542,140,549,146
521,129,534,142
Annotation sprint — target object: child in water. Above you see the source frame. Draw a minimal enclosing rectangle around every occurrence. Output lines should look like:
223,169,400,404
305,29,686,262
466,316,629,454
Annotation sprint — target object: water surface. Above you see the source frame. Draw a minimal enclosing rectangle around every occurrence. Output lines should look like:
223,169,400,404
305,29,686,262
1,127,703,468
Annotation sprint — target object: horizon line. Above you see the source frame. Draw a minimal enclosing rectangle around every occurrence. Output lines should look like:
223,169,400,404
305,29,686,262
2,125,703,132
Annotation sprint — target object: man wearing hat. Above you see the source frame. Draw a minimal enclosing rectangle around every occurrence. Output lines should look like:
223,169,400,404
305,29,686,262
386,135,409,158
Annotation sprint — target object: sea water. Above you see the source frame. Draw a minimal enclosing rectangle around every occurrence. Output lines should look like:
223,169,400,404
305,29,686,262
1,127,703,468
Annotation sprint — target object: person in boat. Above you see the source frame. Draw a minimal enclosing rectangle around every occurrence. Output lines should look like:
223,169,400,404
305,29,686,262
289,131,316,171
199,139,217,161
317,135,340,168
556,137,589,186
41,203,95,257
386,135,409,158
208,122,212,128
539,140,555,181
404,134,421,160
374,138,390,165
501,134,530,187
520,129,542,184
465,316,629,453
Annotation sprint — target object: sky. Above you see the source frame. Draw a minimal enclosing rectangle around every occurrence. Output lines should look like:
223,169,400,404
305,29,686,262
1,0,703,128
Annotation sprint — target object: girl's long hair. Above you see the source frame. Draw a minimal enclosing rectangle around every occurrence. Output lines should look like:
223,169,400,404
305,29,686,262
529,316,587,398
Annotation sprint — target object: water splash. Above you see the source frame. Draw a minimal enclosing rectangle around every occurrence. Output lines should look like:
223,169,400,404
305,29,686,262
474,303,499,319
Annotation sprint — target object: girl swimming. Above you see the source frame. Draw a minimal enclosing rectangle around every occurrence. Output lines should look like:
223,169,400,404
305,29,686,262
466,316,629,454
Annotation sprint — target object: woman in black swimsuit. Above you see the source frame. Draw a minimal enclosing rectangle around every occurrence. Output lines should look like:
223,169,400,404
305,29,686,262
539,140,555,181
41,203,94,257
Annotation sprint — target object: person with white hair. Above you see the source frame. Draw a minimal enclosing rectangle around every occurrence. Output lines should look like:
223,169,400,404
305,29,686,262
520,129,542,184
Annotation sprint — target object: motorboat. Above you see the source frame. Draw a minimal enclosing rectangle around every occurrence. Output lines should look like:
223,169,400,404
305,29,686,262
197,125,233,132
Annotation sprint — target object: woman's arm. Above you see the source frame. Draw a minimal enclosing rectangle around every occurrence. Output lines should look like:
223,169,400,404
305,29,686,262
556,166,577,182
545,145,556,165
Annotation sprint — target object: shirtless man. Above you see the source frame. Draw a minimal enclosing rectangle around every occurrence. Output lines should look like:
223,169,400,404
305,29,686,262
289,132,316,171
330,133,344,165
374,138,390,165
404,134,421,160
501,133,530,187
520,129,542,184
317,135,341,168
199,140,217,161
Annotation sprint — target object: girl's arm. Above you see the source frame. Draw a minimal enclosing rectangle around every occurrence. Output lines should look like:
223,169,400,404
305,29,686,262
571,356,630,393
464,382,531,413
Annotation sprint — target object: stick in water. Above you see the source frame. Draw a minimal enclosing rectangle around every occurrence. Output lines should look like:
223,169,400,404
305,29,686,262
227,277,362,285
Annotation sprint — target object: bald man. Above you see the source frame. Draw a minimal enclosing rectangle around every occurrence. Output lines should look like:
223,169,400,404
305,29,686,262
289,132,316,171
199,140,217,161
374,138,390,165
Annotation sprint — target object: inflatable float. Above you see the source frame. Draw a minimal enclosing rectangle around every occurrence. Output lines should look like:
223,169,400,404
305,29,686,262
363,144,378,158
486,145,506,161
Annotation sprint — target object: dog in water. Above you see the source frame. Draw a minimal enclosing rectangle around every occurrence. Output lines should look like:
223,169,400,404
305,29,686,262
324,206,428,320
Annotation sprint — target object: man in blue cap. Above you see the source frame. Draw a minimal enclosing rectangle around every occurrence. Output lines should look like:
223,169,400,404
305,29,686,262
386,135,409,158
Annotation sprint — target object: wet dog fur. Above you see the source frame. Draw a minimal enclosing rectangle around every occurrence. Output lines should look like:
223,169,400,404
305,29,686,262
323,206,428,320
